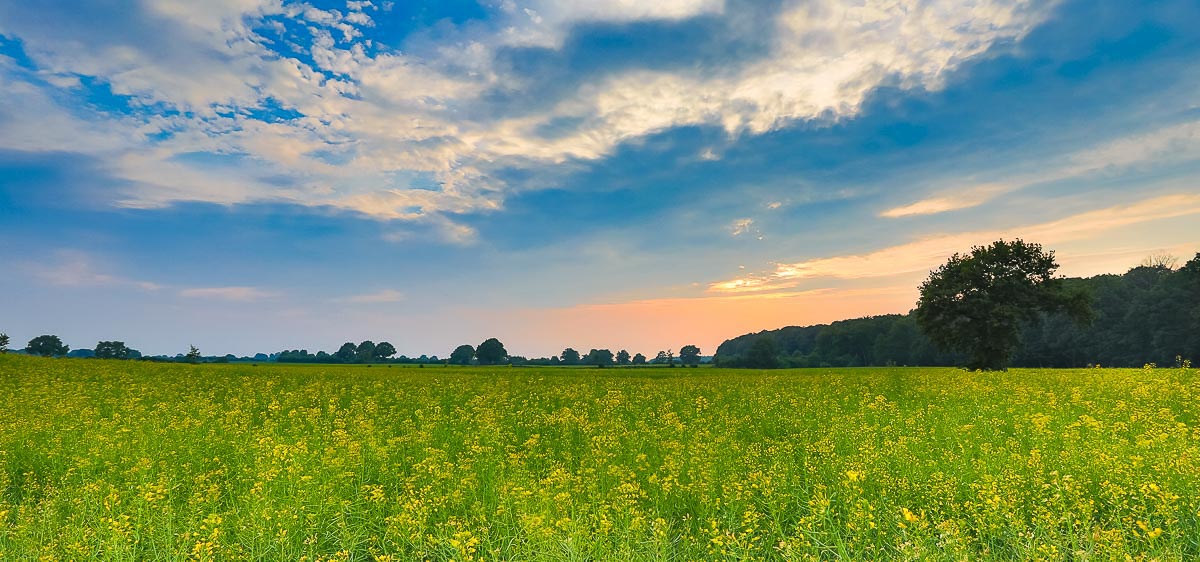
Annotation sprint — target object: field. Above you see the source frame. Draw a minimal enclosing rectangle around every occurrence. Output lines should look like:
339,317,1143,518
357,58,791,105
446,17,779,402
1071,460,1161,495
1,355,1197,560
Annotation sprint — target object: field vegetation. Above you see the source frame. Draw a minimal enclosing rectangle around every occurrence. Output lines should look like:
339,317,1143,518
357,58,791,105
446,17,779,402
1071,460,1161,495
1,355,1197,560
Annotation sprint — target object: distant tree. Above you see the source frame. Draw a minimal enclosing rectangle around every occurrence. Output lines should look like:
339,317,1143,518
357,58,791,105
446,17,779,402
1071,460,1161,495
374,341,397,361
357,340,377,363
254,353,269,362
744,336,781,369
632,353,647,365
586,348,614,367
94,341,133,360
915,239,1091,371
679,345,701,366
560,348,581,365
476,338,508,365
185,345,202,363
616,349,631,365
27,335,69,357
653,351,669,364
0,333,9,354
335,342,357,363
450,344,475,365
1140,252,1179,270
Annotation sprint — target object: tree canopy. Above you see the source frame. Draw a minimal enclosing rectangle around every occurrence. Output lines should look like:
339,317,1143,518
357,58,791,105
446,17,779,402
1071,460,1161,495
560,348,581,365
679,345,701,366
374,341,397,361
26,335,69,357
586,348,614,367
915,239,1091,370
476,338,508,365
450,344,475,365
0,333,9,354
616,349,631,365
95,341,135,360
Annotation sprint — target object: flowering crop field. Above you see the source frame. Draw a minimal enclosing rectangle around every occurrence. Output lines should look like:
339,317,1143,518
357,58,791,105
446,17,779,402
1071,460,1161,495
0,355,1197,560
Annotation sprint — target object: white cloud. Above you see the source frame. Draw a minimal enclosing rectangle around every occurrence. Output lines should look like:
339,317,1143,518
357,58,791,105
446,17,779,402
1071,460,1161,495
0,0,1050,238
729,218,754,236
179,286,280,301
26,250,162,291
336,289,405,304
714,193,1200,291
880,119,1200,217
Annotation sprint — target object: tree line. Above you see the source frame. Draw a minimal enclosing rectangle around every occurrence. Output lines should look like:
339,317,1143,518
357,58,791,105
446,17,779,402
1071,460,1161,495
716,248,1199,369
0,331,706,369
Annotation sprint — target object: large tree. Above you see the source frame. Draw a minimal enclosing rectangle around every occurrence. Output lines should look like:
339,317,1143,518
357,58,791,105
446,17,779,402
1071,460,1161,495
476,338,508,365
679,344,701,366
0,333,9,354
357,340,377,363
449,344,475,365
586,348,614,367
560,348,581,365
26,335,69,357
374,341,397,361
915,239,1091,371
632,353,647,365
94,341,133,360
616,349,631,365
335,342,357,363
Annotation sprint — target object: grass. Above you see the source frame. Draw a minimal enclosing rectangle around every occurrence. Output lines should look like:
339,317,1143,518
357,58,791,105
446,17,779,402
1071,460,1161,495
0,354,1197,560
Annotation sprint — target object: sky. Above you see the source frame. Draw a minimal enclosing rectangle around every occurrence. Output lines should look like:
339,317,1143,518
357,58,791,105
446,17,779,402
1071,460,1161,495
1,0,1198,358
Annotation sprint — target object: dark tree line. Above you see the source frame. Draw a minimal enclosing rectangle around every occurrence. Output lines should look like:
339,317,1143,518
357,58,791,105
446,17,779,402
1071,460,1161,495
715,252,1200,369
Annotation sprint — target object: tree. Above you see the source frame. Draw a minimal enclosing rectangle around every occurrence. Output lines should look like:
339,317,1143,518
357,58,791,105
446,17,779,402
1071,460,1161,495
653,351,669,364
27,335,69,357
357,340,377,363
915,239,1091,371
632,353,647,365
335,342,357,363
476,338,508,365
450,344,475,365
586,348,614,367
616,349,631,365
375,341,397,361
185,345,202,363
560,348,581,365
744,336,780,369
95,341,133,360
679,345,701,366
0,333,9,354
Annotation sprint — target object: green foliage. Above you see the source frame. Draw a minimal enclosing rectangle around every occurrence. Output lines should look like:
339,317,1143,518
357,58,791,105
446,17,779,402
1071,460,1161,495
585,348,614,367
2,355,1196,559
560,348,581,365
374,341,396,361
185,345,201,363
679,344,701,366
26,334,69,357
915,240,1092,370
449,344,475,365
94,341,134,360
744,336,780,369
475,338,508,365
356,340,377,363
616,349,631,365
334,342,357,363
0,332,9,354
632,352,647,365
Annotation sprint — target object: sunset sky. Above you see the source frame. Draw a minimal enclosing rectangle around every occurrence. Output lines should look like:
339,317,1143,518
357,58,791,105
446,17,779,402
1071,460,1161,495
1,0,1198,357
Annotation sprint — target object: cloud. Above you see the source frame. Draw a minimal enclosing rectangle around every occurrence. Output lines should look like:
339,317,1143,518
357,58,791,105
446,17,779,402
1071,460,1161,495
880,119,1200,218
0,0,1051,235
178,286,279,301
26,250,161,291
729,218,753,236
713,193,1200,291
336,289,405,304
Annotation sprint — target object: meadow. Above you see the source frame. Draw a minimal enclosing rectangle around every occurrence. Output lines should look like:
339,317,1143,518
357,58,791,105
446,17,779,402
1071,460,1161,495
0,355,1196,561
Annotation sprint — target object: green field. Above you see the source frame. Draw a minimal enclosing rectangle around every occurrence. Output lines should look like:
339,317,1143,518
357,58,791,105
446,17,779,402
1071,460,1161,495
1,355,1197,560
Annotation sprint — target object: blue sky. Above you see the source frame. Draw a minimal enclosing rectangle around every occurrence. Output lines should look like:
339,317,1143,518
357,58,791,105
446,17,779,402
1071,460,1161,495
1,0,1198,357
